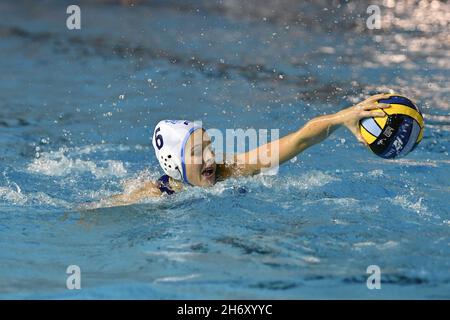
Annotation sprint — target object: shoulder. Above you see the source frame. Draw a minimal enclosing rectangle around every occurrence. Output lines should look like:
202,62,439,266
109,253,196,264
216,154,260,179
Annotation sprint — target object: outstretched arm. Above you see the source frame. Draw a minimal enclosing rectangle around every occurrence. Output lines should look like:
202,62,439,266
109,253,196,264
227,94,392,176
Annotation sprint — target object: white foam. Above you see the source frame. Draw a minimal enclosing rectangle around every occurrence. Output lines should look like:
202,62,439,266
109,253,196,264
145,250,200,262
353,241,398,250
0,186,70,208
31,192,71,208
154,170,340,204
364,158,440,168
300,255,321,264
368,169,384,178
0,186,27,205
332,219,349,225
259,170,338,191
353,241,376,248
27,147,127,178
390,195,431,217
154,274,200,283
303,197,359,207
379,241,399,250
169,170,338,201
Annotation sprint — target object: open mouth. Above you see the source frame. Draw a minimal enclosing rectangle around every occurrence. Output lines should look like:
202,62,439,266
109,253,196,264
201,165,215,178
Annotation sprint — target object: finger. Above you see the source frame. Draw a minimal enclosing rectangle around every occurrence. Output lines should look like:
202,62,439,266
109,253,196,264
349,124,368,146
362,103,390,111
361,94,392,106
368,93,394,101
363,110,386,118
356,132,368,146
375,103,391,109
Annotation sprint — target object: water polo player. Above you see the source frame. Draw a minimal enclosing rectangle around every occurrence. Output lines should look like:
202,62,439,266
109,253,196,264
102,93,394,206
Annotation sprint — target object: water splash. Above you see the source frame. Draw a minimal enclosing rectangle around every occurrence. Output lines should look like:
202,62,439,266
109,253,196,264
0,186,70,208
26,146,127,179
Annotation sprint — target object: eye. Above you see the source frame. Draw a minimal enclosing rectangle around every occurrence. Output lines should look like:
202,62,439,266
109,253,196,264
203,142,214,155
191,145,202,156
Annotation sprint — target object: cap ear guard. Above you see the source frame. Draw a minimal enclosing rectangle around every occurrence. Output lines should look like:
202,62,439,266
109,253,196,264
152,120,201,184
155,144,183,180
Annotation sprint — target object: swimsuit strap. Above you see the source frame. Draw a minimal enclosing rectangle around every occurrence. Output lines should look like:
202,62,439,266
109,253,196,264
157,175,175,195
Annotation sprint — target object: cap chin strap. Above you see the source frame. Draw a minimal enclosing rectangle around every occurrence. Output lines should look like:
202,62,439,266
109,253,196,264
180,127,202,185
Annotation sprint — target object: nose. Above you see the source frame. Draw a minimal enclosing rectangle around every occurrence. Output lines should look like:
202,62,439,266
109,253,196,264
203,146,215,164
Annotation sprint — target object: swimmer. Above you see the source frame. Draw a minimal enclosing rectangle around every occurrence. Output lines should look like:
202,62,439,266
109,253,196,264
104,94,392,207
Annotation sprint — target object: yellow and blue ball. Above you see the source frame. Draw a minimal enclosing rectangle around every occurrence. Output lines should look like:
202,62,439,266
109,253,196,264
359,95,424,159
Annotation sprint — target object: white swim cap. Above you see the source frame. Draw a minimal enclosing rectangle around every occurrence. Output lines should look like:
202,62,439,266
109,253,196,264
152,120,202,184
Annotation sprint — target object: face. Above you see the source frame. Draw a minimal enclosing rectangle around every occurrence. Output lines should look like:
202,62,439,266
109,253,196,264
184,129,216,186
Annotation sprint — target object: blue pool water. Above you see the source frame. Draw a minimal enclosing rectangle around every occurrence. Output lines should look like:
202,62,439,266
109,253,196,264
0,0,449,299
